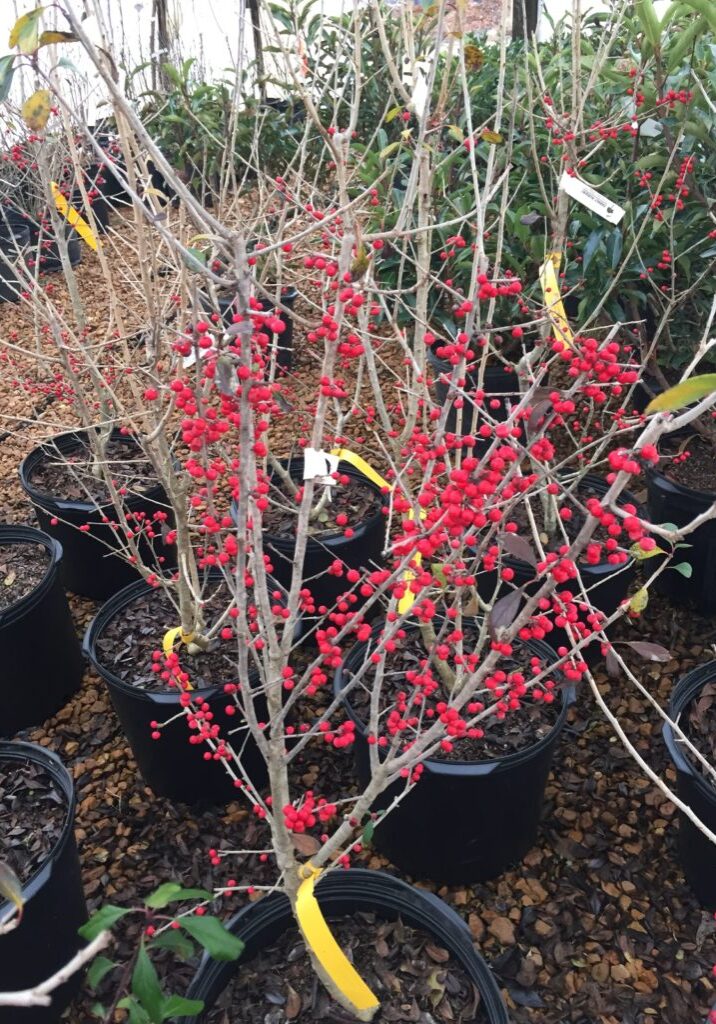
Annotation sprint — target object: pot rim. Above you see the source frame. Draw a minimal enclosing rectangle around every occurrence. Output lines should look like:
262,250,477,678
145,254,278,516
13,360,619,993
335,617,574,775
0,740,76,917
84,573,259,704
0,525,62,629
647,461,716,503
180,868,508,1024
663,661,716,804
254,458,388,551
19,427,168,514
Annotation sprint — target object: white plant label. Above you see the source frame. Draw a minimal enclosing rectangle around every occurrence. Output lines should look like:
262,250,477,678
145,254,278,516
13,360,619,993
559,171,625,225
303,448,340,489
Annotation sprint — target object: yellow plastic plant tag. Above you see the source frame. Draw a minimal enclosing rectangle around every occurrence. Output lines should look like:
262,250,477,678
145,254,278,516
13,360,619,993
539,251,573,349
296,864,379,1021
50,182,98,252
397,507,427,616
329,448,391,492
162,627,196,690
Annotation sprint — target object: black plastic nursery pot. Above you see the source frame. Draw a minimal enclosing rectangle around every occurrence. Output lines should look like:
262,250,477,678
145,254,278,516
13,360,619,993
0,526,83,737
209,288,298,371
70,186,112,234
179,869,509,1024
257,458,388,613
663,662,716,908
0,211,30,303
427,344,521,439
19,429,174,601
0,741,87,1023
477,475,638,658
647,466,716,613
335,625,574,883
27,228,82,274
84,575,266,804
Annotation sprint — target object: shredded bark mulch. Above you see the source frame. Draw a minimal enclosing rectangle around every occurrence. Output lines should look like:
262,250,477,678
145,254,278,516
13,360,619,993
0,541,49,610
345,624,562,760
0,757,67,887
662,434,716,495
28,437,160,504
263,475,383,540
94,582,245,692
686,680,716,781
204,913,488,1024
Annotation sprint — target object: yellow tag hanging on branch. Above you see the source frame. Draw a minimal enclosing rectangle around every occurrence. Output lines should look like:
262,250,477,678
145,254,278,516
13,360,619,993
539,252,574,349
296,863,379,1021
50,183,98,252
329,448,426,616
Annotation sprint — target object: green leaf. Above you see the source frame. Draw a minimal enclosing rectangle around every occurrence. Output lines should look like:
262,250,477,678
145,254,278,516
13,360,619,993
629,587,649,614
629,542,666,560
117,996,151,1024
673,561,693,578
87,956,117,990
145,883,215,909
379,141,401,161
183,246,207,272
180,915,245,961
582,228,605,273
161,995,205,1020
57,55,80,73
149,930,195,960
362,820,375,844
9,8,45,53
645,373,716,414
0,54,15,103
79,906,132,941
385,105,401,123
132,942,164,1022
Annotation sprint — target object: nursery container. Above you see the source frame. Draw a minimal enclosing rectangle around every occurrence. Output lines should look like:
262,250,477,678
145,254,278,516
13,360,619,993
477,474,639,658
336,625,574,883
180,868,509,1024
84,576,266,803
663,662,716,908
647,466,716,613
28,229,82,274
19,429,174,601
70,186,112,234
0,526,83,737
206,287,298,371
427,344,521,438
250,457,388,612
0,740,87,1023
0,210,30,303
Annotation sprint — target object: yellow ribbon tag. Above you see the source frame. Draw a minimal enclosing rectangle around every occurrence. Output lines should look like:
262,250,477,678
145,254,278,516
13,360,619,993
51,182,98,252
296,864,379,1021
539,251,573,348
162,627,196,690
330,448,391,492
397,507,427,615
329,448,426,616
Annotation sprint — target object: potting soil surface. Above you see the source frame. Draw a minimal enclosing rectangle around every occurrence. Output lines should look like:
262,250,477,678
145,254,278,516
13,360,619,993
0,213,712,1024
0,540,49,609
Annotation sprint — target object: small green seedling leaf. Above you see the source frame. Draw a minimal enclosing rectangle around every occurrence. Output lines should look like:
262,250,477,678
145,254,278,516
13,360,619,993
645,374,716,414
149,930,195,960
79,905,131,941
145,885,213,909
673,561,693,578
87,956,117,990
161,995,205,1019
180,915,245,961
132,942,164,1021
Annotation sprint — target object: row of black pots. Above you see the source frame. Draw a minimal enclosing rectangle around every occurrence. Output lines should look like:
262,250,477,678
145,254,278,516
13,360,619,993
0,739,507,1023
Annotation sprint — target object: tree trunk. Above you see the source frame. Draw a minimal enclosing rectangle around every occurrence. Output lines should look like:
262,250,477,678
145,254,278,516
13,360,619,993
512,0,541,40
153,0,172,92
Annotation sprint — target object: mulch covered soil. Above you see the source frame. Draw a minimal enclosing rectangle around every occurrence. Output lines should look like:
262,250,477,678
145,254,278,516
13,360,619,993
0,228,713,1024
